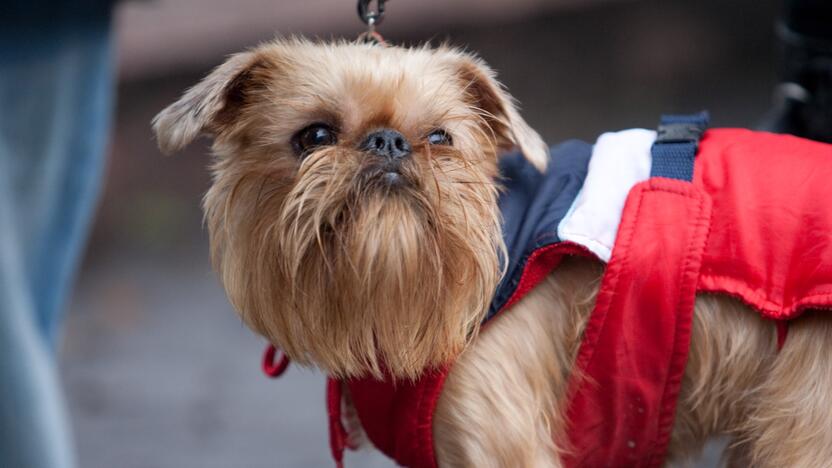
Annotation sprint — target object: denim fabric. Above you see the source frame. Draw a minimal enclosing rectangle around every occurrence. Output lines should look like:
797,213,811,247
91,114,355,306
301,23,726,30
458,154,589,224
0,15,114,468
4,2,118,23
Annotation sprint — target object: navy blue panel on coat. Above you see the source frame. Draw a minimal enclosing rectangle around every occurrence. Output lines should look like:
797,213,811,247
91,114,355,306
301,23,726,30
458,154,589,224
486,140,593,321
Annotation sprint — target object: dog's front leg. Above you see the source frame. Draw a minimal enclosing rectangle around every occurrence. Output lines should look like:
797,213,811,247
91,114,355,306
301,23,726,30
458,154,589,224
433,259,601,468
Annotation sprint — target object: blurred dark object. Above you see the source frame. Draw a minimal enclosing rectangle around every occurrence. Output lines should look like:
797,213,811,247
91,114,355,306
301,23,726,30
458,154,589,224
758,0,832,142
783,0,832,40
2,0,117,23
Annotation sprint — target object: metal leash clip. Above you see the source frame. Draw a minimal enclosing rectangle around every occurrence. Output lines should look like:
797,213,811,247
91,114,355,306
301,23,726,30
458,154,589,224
357,0,388,45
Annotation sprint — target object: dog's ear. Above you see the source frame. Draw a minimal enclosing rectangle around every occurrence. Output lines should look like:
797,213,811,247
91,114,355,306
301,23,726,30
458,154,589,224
152,51,268,154
453,54,549,171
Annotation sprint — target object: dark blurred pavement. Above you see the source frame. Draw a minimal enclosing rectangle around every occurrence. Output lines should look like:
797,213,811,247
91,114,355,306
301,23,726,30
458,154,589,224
60,1,778,466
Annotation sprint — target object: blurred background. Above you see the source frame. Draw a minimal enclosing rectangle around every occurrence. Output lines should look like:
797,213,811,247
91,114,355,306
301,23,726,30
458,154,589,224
60,0,780,467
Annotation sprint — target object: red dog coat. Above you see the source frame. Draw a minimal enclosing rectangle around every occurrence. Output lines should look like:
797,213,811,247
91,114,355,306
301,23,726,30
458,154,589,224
265,120,832,467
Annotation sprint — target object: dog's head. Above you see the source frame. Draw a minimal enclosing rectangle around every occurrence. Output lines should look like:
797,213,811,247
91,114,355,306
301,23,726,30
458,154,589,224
153,39,547,379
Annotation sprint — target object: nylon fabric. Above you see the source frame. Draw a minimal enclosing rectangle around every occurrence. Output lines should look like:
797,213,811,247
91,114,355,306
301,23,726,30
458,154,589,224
563,178,712,467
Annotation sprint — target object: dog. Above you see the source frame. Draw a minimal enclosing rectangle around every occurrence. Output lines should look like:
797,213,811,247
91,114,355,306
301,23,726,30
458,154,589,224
153,38,832,467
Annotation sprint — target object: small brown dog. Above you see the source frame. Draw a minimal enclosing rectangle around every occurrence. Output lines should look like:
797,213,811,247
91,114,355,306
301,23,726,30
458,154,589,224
154,39,832,467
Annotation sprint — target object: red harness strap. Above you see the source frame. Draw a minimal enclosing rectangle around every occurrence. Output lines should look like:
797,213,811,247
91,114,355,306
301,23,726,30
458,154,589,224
776,321,789,350
343,370,446,468
327,379,356,468
563,177,712,467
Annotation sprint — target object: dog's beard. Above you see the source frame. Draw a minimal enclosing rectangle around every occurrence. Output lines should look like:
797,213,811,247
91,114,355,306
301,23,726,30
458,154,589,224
207,147,503,379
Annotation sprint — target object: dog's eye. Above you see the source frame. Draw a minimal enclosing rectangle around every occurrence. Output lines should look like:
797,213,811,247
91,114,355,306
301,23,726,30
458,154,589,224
293,123,337,156
427,129,453,146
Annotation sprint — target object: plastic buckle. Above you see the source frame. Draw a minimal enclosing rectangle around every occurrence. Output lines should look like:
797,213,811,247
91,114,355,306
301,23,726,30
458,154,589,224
655,123,704,144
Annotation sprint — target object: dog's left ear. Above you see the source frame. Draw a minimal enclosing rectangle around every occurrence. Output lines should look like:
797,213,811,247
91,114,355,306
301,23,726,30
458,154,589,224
453,55,549,171
152,50,268,155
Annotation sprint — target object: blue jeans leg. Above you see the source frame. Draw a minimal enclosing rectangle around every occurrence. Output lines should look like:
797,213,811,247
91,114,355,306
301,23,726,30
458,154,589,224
0,16,114,468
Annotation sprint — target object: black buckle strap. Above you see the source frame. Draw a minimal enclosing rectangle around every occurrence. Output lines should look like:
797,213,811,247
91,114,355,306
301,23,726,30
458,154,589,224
656,122,705,144
650,112,710,181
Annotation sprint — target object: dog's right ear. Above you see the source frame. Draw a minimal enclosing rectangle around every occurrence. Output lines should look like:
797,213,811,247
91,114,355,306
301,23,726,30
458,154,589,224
448,52,549,172
152,51,267,155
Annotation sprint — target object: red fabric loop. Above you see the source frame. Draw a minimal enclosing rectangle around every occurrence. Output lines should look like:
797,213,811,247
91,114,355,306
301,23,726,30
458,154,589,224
262,344,291,378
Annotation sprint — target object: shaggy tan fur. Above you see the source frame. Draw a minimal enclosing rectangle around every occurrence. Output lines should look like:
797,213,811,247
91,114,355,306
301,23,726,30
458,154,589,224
154,39,832,466
434,264,832,468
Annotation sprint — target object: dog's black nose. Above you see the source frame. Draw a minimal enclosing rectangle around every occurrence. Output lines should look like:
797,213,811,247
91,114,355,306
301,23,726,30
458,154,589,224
360,129,412,160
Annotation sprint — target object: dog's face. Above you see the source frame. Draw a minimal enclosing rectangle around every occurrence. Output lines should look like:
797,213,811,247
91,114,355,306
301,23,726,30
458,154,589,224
153,39,547,379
